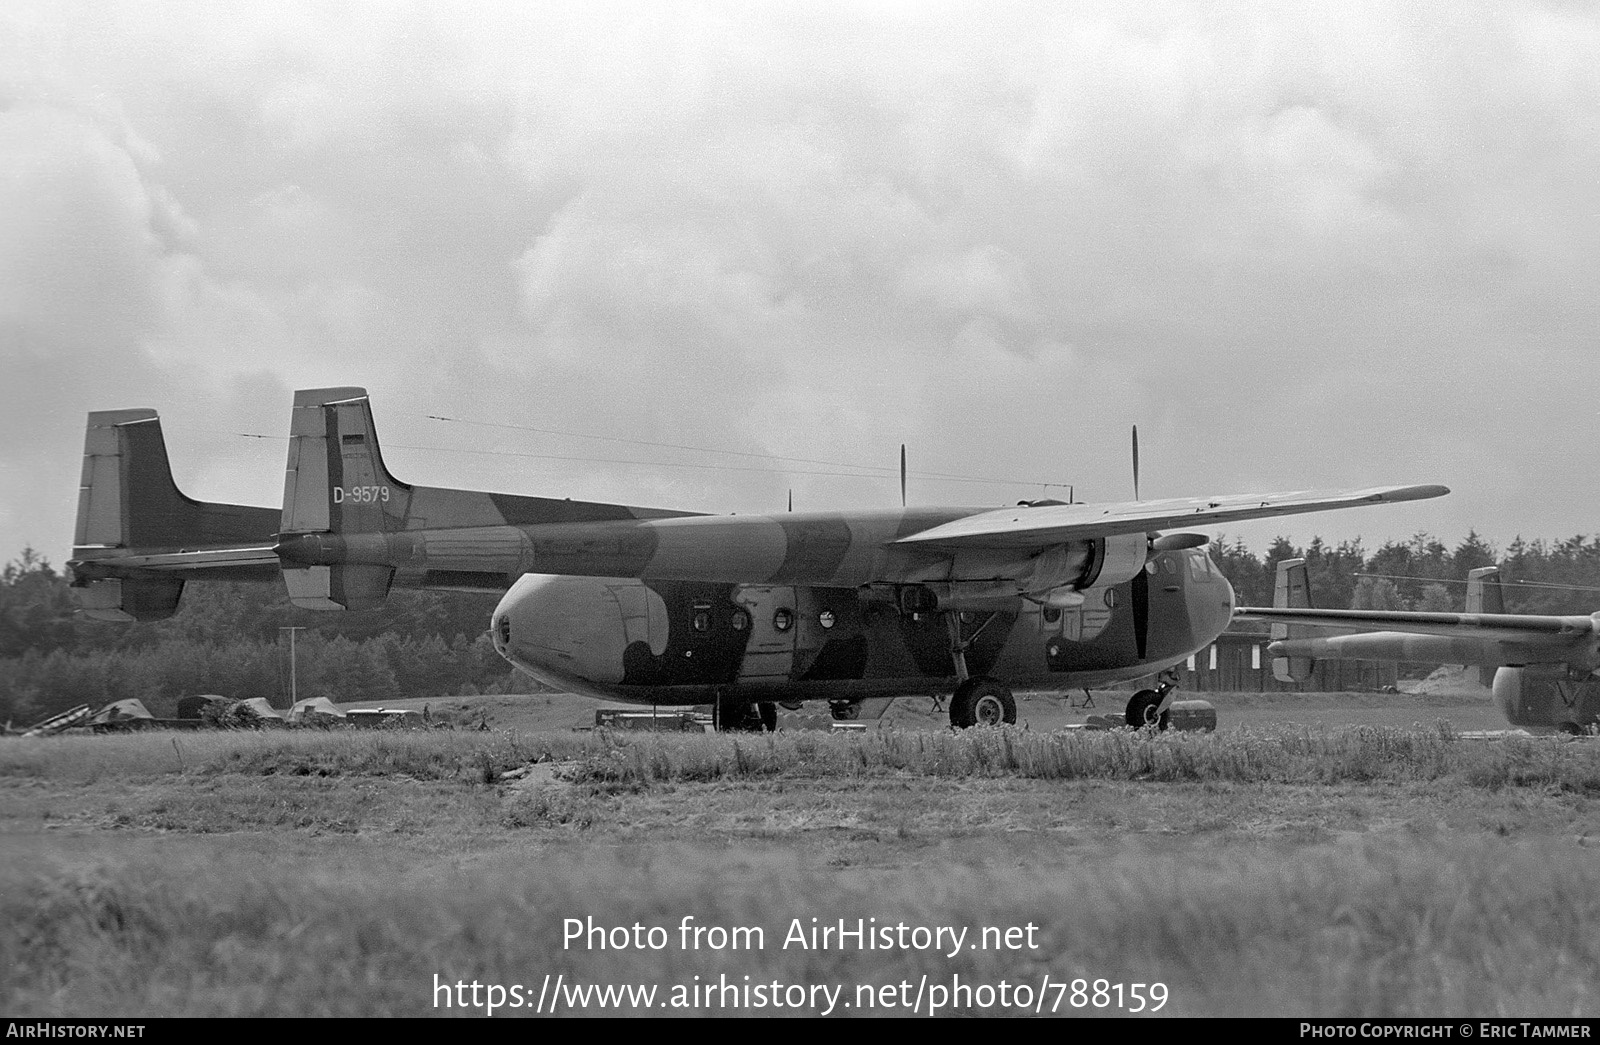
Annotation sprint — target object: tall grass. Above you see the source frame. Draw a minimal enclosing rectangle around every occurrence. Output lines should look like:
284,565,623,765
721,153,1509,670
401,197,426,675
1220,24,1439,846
5,836,1599,1016
6,724,1600,791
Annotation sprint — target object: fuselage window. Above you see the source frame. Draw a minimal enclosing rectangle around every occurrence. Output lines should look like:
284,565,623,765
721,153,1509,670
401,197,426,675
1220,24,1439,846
730,609,749,631
773,608,794,632
1104,588,1117,608
819,610,836,629
693,611,710,633
1042,606,1062,624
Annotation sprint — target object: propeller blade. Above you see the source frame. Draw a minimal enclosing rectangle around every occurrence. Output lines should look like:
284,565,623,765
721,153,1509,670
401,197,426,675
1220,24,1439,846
787,488,792,513
900,444,907,508
1132,424,1140,502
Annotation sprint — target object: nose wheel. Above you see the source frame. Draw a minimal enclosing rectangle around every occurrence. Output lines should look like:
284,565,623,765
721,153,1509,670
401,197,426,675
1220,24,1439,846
949,676,1016,728
1124,678,1178,730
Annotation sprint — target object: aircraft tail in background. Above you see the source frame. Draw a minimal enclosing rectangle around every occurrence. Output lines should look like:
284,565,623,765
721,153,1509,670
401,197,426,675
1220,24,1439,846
1270,558,1315,683
68,408,280,621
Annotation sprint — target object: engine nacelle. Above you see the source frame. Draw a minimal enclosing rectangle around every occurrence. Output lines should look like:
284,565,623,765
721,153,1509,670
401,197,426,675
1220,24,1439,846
1079,533,1150,591
1492,666,1600,733
893,533,1150,612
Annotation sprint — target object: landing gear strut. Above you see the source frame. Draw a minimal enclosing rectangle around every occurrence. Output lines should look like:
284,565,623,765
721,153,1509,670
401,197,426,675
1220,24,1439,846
1124,677,1178,730
942,612,1016,728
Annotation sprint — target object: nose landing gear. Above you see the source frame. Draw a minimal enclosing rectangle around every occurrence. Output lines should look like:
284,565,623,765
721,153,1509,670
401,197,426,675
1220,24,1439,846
1124,675,1179,730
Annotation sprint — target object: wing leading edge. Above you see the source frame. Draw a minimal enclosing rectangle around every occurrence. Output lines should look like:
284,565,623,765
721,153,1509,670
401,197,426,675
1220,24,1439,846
893,484,1449,552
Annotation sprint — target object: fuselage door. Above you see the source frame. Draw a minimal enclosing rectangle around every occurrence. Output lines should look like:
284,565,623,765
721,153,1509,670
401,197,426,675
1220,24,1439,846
732,585,797,681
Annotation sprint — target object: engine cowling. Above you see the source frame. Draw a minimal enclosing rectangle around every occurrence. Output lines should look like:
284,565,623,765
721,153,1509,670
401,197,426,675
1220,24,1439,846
1079,533,1150,591
898,533,1150,611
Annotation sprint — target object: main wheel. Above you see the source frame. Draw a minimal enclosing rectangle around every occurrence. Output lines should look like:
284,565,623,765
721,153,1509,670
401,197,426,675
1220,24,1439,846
757,701,778,732
1124,688,1170,730
949,677,1016,728
829,701,861,721
713,691,751,732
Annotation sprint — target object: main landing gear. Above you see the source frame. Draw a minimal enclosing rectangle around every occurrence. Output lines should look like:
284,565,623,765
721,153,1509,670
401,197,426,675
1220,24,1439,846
712,691,777,732
942,611,1017,729
950,676,1016,728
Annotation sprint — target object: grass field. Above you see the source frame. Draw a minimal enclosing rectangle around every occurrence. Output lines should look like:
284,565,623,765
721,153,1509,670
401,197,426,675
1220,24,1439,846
4,688,1596,1018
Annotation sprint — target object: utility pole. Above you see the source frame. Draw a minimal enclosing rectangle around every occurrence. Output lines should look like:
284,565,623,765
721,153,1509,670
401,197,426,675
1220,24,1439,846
279,627,307,710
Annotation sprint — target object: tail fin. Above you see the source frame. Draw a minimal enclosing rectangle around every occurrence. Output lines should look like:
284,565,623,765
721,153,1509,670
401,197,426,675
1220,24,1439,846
278,387,405,610
275,386,700,611
68,409,280,621
1466,566,1506,686
1270,558,1316,683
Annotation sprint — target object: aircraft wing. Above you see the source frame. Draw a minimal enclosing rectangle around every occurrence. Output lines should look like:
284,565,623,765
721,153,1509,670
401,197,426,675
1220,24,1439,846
1234,606,1600,642
892,485,1449,551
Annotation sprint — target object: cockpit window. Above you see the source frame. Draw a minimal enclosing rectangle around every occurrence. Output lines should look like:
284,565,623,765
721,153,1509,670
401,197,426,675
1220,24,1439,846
496,617,511,644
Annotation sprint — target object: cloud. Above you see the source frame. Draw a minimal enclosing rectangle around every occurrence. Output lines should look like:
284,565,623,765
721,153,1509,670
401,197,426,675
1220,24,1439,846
2,2,1599,567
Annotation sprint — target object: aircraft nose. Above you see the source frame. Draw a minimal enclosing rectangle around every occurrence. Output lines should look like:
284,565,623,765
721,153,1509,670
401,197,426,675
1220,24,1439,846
489,574,632,695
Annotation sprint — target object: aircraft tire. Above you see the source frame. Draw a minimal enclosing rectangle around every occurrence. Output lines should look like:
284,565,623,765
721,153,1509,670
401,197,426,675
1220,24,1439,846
713,691,749,732
949,677,1016,728
1124,688,1170,730
829,701,860,721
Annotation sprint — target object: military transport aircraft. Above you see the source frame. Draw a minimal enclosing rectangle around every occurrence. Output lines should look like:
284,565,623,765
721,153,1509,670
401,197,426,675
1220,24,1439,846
68,387,1446,730
1236,560,1600,733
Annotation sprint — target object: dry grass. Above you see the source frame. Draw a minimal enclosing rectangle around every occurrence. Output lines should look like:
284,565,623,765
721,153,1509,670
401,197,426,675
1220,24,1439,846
7,723,1600,1017
9,723,1600,790
6,833,1600,1017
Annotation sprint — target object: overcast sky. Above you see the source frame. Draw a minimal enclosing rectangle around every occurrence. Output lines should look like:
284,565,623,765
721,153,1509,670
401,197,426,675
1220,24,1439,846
4,1,1598,572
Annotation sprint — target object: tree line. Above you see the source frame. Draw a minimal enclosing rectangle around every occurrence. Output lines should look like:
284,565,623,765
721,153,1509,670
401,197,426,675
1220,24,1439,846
5,530,1600,726
0,549,520,727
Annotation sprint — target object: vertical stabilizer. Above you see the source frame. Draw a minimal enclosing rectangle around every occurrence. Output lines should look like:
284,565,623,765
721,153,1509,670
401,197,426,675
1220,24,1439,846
1270,558,1316,683
279,387,401,610
69,409,280,621
1466,566,1506,686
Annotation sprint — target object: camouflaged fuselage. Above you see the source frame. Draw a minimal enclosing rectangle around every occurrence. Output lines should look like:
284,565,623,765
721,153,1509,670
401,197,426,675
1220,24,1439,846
488,546,1235,705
